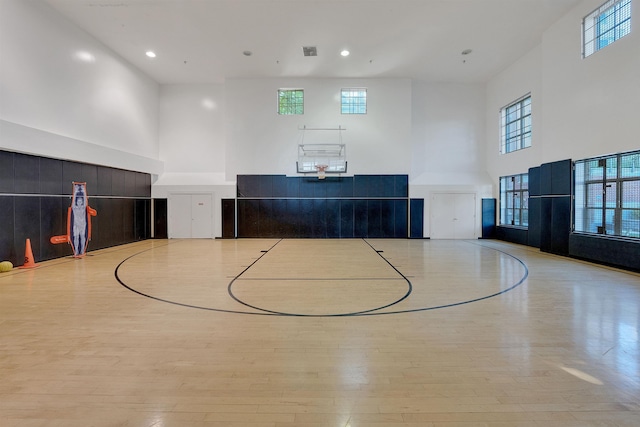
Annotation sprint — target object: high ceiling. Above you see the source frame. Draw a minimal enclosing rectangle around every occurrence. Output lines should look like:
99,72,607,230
42,0,584,84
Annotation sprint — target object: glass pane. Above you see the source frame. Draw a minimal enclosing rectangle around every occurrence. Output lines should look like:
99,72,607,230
506,209,514,226
604,209,615,234
620,153,640,178
621,209,640,238
586,183,603,208
606,157,618,179
621,180,640,208
605,182,617,208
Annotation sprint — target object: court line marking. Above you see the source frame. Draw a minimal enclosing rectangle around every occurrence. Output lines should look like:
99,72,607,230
114,239,528,317
226,239,413,316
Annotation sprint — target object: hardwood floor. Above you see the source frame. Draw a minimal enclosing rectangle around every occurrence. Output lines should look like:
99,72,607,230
1,238,639,426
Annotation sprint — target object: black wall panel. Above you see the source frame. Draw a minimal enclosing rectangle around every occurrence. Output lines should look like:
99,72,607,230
83,164,99,191
221,199,235,239
62,160,83,189
111,169,126,196
410,199,424,238
234,175,413,238
14,153,40,194
0,151,14,193
0,196,16,262
97,166,113,196
0,150,152,265
154,198,168,239
40,197,68,260
40,157,63,195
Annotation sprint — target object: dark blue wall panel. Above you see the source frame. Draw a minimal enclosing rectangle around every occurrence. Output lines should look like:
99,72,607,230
481,198,496,239
527,198,541,248
496,226,528,246
410,199,424,238
569,234,640,271
340,200,354,238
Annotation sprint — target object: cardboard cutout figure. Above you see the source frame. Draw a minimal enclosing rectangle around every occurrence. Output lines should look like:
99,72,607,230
50,182,97,257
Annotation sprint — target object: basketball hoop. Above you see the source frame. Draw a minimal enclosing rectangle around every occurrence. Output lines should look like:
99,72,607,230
315,164,329,180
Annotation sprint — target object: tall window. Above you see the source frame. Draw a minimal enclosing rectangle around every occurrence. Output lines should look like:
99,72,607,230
278,89,304,115
583,0,631,58
500,173,529,227
341,88,367,114
500,94,531,154
575,150,640,238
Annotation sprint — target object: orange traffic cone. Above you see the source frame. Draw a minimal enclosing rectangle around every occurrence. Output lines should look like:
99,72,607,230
19,238,38,269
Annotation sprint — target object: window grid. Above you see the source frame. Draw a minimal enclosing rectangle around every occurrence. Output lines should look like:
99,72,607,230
500,173,529,227
575,150,640,238
341,88,367,114
500,95,531,154
583,0,631,58
278,89,304,115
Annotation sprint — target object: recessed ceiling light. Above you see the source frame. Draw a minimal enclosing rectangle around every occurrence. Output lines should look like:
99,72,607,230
243,50,252,56
145,51,156,58
340,49,350,57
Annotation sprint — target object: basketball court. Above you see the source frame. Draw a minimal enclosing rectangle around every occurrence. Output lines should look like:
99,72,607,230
2,238,639,426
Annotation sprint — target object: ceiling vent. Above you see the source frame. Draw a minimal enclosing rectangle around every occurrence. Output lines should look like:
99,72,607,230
302,46,317,57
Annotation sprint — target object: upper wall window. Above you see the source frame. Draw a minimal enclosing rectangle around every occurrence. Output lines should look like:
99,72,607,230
278,89,304,115
500,94,531,154
341,88,367,114
583,0,631,58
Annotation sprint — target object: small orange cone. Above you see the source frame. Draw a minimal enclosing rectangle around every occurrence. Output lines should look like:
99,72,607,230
19,238,38,269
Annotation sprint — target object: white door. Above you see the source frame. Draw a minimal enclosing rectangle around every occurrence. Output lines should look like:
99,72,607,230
169,193,213,238
430,193,476,239
190,194,213,238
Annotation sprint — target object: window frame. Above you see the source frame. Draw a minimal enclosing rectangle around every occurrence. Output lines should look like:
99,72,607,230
277,89,304,115
500,94,532,154
499,173,529,228
582,0,632,58
341,88,367,114
574,150,640,239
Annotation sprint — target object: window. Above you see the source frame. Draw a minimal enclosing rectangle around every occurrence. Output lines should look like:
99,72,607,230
575,150,640,238
500,94,531,154
500,173,529,227
341,88,367,114
278,89,304,115
583,0,631,58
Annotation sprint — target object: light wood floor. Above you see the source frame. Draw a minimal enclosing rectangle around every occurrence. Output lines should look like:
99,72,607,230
1,238,639,426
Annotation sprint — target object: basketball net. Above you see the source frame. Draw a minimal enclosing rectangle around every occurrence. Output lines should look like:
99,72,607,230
315,164,328,180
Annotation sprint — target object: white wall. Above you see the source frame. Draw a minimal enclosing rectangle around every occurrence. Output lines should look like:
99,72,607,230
486,0,640,189
0,0,162,174
410,81,492,238
224,78,412,180
156,78,489,237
